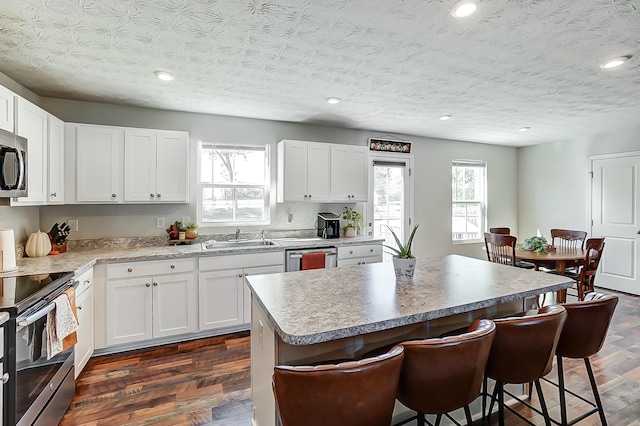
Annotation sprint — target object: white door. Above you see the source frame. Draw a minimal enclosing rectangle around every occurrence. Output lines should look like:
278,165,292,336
76,125,124,202
107,277,153,345
368,154,413,262
153,273,197,338
0,85,15,132
47,114,65,204
591,154,640,295
306,142,331,202
156,130,189,202
198,270,244,330
124,128,157,202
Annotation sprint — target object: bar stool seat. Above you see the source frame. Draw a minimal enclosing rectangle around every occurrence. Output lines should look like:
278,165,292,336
272,345,404,426
395,319,496,426
484,305,567,426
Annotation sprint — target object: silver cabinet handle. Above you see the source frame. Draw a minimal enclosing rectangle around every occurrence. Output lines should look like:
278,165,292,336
111,193,117,198
77,305,83,310
145,283,151,287
370,249,374,252
150,193,155,198
84,279,90,284
1,373,8,384
170,265,175,269
128,268,133,272
157,194,161,198
238,274,243,278
349,250,354,254
153,282,158,286
51,192,57,197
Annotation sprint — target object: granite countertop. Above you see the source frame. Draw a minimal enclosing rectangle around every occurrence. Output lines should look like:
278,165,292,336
245,254,574,346
2,236,383,277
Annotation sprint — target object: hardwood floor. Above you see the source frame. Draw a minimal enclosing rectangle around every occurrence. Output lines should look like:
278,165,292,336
62,289,640,425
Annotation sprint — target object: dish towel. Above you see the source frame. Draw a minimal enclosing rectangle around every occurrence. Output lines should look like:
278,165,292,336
46,288,79,359
301,252,326,270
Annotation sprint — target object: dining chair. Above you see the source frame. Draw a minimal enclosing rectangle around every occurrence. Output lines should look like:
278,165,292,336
566,238,605,300
484,232,534,269
489,227,511,235
550,229,588,250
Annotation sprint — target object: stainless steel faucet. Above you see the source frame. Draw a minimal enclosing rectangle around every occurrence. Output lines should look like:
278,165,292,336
260,229,265,241
235,227,240,240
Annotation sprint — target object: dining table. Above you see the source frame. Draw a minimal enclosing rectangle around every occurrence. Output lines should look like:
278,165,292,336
515,244,586,302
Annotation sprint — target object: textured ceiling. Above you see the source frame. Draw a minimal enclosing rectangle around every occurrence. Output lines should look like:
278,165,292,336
0,0,638,147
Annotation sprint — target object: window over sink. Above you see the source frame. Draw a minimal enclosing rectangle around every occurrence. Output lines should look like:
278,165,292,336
197,142,270,226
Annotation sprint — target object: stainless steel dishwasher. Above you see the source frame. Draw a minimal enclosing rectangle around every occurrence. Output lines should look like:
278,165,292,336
285,247,338,271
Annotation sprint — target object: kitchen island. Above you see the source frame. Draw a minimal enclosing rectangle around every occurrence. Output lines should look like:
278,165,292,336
246,254,574,426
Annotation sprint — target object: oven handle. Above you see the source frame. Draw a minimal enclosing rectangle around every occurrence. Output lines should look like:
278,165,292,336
17,302,56,327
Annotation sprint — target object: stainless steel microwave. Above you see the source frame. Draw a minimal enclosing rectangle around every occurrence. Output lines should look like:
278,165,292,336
0,128,27,197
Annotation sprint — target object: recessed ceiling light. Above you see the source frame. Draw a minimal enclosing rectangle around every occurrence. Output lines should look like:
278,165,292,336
154,70,175,81
326,97,341,104
452,1,477,18
518,127,531,132
600,56,632,69
440,115,452,121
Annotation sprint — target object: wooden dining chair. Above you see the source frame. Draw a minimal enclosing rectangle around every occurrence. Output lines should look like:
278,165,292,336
550,229,588,250
489,227,511,235
484,233,534,269
568,238,605,300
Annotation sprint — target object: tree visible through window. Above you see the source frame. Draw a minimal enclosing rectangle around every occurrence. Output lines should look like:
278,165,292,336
452,160,486,242
198,142,270,225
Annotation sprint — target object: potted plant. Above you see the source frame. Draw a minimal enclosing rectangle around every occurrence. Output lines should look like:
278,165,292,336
166,220,186,240
385,224,419,281
521,235,549,254
340,206,363,237
184,222,198,239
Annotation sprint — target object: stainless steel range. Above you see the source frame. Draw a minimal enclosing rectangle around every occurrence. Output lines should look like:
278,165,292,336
0,271,77,426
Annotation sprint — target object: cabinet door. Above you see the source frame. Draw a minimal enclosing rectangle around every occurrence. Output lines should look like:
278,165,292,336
0,85,15,132
198,270,244,330
153,273,197,338
243,265,284,324
330,145,368,202
306,142,331,201
155,130,188,202
11,97,47,205
124,128,157,202
280,140,308,202
76,125,124,202
75,285,94,378
47,114,65,204
106,277,153,345
348,146,368,201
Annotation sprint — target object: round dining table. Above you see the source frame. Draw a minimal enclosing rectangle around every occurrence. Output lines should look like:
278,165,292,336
515,245,586,302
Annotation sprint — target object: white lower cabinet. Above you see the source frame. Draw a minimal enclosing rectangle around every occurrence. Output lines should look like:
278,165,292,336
337,244,383,267
106,259,196,346
74,268,94,378
199,252,284,330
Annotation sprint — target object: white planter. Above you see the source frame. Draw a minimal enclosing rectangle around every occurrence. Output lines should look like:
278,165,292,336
393,257,416,281
344,227,356,237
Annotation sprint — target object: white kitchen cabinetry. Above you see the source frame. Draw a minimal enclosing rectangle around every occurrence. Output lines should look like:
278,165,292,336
277,140,331,203
106,258,197,346
337,243,383,267
74,268,94,378
124,128,188,203
199,252,284,329
47,114,65,204
330,145,368,202
11,97,48,206
0,85,15,132
74,124,124,203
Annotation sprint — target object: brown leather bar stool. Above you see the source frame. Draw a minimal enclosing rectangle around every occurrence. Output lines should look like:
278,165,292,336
550,292,618,425
272,345,404,426
484,305,567,426
395,319,496,426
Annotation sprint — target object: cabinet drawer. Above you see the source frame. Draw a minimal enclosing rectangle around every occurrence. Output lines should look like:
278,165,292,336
338,244,382,260
75,268,94,296
107,258,194,279
199,251,284,271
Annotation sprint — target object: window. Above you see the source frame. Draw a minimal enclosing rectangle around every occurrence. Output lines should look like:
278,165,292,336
452,160,486,242
198,142,270,225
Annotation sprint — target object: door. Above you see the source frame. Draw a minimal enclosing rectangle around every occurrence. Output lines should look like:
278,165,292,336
198,269,244,330
47,114,65,204
331,145,368,202
306,142,331,201
0,85,15,132
156,130,188,202
124,128,157,202
153,273,197,338
591,154,640,295
368,154,413,262
106,277,153,345
76,125,124,202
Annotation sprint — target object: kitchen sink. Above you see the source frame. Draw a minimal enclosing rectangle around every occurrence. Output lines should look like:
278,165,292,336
201,239,279,249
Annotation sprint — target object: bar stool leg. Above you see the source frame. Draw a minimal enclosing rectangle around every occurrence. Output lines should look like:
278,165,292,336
434,414,442,426
557,355,568,425
585,358,608,426
534,379,552,426
417,412,425,426
464,406,473,425
497,382,505,426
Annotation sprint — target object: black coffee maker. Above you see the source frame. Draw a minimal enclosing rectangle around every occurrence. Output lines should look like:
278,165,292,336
317,213,341,239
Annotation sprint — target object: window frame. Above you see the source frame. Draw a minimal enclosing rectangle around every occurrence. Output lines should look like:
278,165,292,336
451,160,487,243
197,141,271,227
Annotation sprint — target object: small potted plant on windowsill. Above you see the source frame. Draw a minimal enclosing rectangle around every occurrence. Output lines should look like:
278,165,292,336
340,206,363,237
385,224,419,281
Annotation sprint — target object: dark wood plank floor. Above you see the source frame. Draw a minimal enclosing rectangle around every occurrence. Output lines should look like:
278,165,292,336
61,289,640,425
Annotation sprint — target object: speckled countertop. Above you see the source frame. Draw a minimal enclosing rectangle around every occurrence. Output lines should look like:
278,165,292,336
1,236,382,278
246,254,574,346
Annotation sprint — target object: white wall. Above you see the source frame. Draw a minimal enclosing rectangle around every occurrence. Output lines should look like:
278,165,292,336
518,125,640,240
35,97,519,258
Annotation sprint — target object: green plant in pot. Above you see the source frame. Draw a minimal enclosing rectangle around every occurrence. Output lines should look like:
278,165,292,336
340,206,363,237
184,222,198,239
520,235,549,254
385,224,419,281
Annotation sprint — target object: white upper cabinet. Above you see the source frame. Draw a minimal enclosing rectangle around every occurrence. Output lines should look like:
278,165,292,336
47,114,65,204
277,140,369,203
11,97,47,206
0,85,15,133
124,128,188,203
75,124,124,203
277,140,331,203
330,145,368,202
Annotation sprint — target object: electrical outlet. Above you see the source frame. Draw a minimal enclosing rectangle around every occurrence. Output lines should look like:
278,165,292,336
181,216,190,224
156,217,165,229
67,219,78,232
